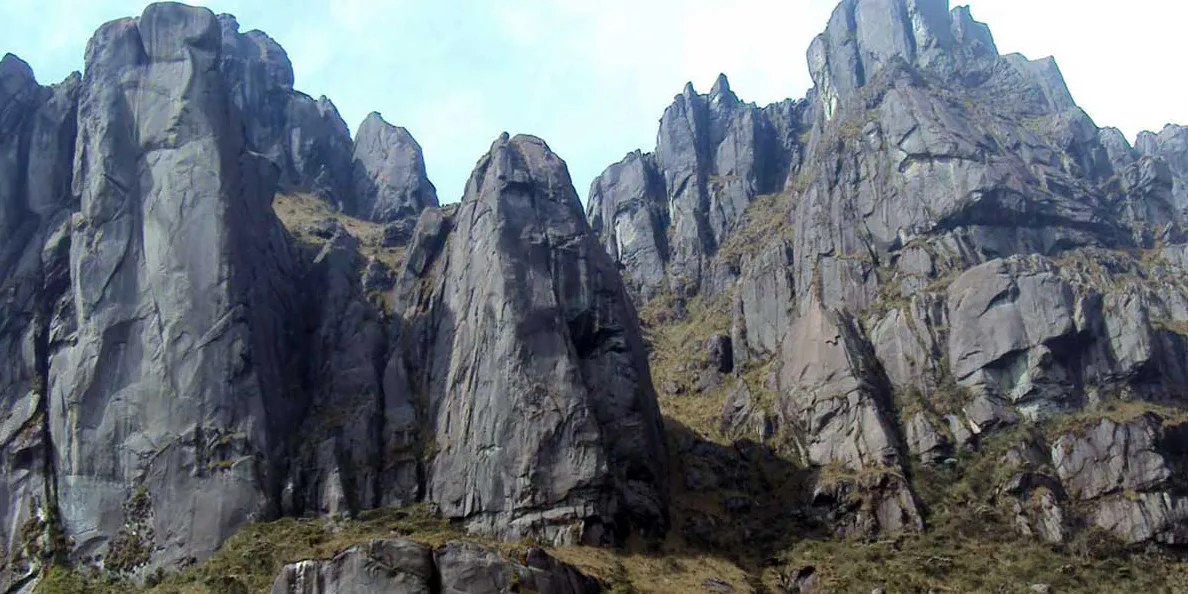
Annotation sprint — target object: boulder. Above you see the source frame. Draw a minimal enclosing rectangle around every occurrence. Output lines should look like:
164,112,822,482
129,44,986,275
270,539,435,594
269,539,601,594
1052,415,1188,544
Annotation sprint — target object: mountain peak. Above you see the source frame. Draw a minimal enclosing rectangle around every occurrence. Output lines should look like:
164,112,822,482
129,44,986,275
710,73,731,96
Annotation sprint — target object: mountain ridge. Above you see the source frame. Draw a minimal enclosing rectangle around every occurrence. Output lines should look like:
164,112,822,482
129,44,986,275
3,1,1188,593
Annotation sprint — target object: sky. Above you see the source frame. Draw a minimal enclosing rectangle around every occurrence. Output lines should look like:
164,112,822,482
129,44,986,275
2,0,1186,205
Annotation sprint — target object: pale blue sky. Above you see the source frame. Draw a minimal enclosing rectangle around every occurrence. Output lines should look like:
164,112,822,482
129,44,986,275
4,0,1186,204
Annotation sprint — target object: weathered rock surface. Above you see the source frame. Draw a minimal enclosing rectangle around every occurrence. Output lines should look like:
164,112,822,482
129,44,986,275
270,539,435,594
435,541,601,594
586,76,809,299
398,134,668,545
47,3,301,571
0,51,79,591
1136,125,1188,215
586,151,668,300
946,257,1078,416
269,539,600,594
1052,415,1188,544
586,0,1188,546
219,15,355,209
0,3,677,578
351,112,438,224
285,229,419,518
779,302,922,534
9,0,1188,585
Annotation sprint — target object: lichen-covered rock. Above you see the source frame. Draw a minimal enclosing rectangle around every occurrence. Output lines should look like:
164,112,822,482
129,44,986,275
47,4,300,570
399,134,668,545
270,539,435,594
1052,415,1188,544
351,112,438,225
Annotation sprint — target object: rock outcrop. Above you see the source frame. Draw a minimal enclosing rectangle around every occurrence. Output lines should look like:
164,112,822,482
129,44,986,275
0,2,671,581
0,52,79,592
1053,415,1188,544
352,112,439,224
586,76,809,300
587,0,1188,548
219,14,436,227
219,15,355,210
48,4,300,571
7,0,1188,588
269,539,601,594
397,134,668,545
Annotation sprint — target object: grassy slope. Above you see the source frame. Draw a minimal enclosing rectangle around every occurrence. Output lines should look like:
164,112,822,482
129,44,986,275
273,192,406,271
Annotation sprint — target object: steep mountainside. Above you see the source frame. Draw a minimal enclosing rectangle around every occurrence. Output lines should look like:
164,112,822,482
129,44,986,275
3,1,1188,593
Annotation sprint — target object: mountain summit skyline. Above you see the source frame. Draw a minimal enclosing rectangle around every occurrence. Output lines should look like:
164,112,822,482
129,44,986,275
2,0,1183,206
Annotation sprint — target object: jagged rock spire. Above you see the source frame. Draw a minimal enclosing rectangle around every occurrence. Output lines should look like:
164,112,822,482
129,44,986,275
399,133,669,545
351,111,438,224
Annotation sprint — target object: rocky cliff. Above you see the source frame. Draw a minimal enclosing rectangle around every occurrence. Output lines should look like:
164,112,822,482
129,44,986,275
4,0,1188,593
0,3,663,592
588,0,1188,584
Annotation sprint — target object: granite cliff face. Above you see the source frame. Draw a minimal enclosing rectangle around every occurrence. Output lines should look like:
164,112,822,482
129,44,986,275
0,3,662,591
3,0,1188,592
588,0,1188,561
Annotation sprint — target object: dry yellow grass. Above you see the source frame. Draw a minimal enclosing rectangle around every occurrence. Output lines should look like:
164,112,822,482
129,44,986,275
272,193,405,271
550,546,754,594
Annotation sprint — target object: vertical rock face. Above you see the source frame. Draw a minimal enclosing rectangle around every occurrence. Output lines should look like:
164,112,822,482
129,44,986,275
585,76,809,299
48,4,298,570
0,52,79,591
1,4,672,578
218,15,355,209
586,151,668,300
285,229,420,518
778,302,922,535
220,14,436,225
1136,125,1188,216
400,134,668,545
351,112,439,224
946,257,1078,417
